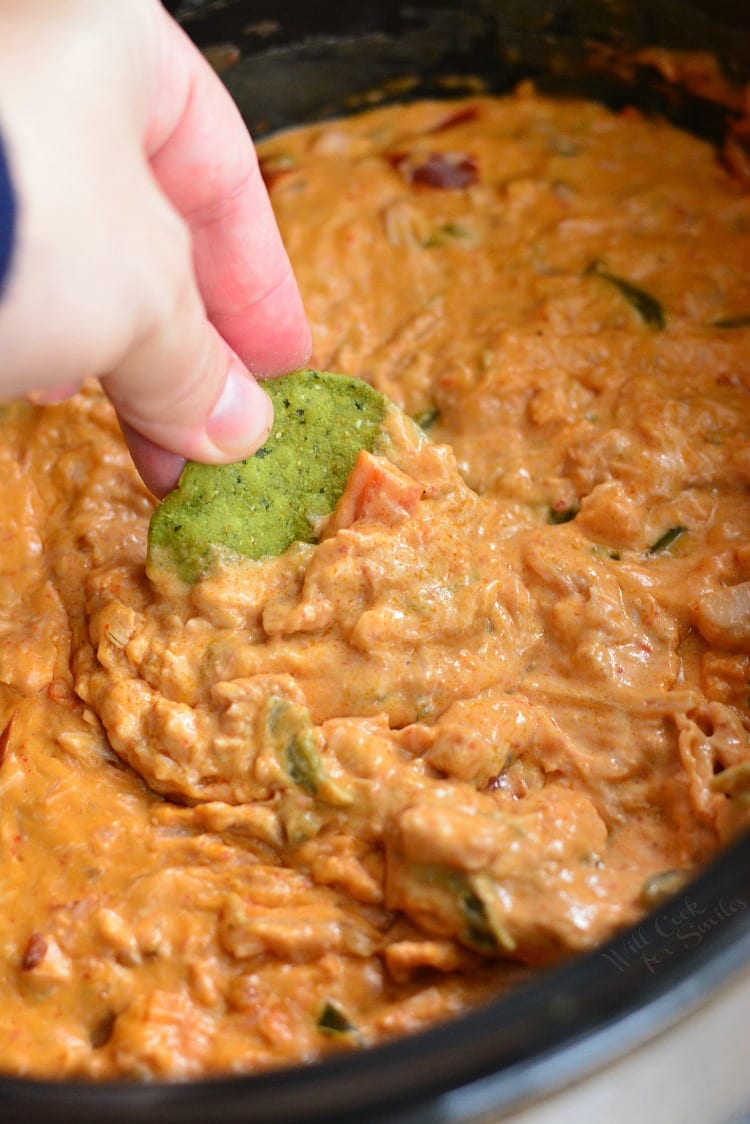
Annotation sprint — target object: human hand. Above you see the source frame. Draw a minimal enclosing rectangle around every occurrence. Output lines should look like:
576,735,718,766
0,0,311,496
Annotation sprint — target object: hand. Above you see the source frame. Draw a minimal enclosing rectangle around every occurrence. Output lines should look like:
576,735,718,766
0,0,311,495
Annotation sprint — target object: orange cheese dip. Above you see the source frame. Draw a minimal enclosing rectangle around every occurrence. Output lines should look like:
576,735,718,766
2,89,750,1079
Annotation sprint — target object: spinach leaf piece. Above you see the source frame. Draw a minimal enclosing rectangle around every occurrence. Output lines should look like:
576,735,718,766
317,1001,357,1035
648,525,686,554
587,260,665,329
712,314,750,329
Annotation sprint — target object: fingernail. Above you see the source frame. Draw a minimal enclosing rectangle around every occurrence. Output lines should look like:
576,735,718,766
205,362,273,458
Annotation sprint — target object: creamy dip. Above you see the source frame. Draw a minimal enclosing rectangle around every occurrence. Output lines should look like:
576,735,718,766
1,87,749,1079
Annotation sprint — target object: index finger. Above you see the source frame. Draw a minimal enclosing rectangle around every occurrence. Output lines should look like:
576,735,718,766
145,9,311,375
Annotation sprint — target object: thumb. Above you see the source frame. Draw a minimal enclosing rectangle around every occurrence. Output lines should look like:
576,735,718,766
102,255,274,497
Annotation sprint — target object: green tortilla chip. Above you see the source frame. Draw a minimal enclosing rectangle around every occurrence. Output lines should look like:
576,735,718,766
147,369,386,583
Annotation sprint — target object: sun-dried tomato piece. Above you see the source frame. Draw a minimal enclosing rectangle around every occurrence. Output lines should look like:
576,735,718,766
0,710,16,766
412,152,479,189
386,151,408,172
388,150,479,190
21,933,48,971
426,106,480,134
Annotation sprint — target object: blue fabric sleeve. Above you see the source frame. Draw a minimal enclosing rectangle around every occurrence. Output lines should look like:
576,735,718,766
0,128,16,299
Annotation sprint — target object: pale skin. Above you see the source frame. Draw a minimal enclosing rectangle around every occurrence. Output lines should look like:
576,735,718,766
0,0,311,496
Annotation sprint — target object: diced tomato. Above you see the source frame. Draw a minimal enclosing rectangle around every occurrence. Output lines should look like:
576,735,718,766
326,451,423,535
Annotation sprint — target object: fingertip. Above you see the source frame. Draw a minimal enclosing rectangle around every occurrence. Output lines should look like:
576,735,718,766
203,359,274,458
115,353,275,493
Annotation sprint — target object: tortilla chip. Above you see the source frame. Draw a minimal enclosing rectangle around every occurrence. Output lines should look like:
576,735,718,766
147,369,386,582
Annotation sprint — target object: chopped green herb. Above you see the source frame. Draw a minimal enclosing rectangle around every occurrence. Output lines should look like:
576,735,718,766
463,874,515,954
587,261,665,329
266,698,324,796
147,370,386,582
413,406,441,431
423,222,476,248
648,525,686,554
639,869,689,908
548,505,579,525
317,1001,356,1035
710,760,750,801
264,697,351,807
712,314,750,329
591,544,621,561
0,401,34,424
284,736,321,795
410,865,515,954
460,886,499,954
